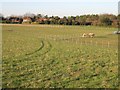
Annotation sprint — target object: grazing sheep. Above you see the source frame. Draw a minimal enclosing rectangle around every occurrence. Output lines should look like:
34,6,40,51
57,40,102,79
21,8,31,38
88,33,95,38
82,33,88,37
82,33,95,38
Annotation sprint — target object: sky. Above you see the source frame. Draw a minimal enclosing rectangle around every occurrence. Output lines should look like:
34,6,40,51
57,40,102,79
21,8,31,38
0,0,119,17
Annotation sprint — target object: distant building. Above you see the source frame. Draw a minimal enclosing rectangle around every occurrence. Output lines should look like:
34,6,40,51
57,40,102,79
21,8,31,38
36,18,48,22
112,20,119,27
7,16,23,24
22,17,32,24
35,18,49,24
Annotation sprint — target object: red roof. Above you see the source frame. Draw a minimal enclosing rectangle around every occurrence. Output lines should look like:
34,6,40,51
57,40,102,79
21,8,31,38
37,18,48,21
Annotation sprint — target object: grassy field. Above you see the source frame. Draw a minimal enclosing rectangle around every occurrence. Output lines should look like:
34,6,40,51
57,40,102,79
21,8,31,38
2,24,118,88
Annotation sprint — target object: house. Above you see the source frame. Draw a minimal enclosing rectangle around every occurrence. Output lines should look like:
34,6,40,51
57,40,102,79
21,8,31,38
112,20,119,27
22,17,32,24
36,18,48,22
11,18,21,23
36,18,49,24
8,16,22,24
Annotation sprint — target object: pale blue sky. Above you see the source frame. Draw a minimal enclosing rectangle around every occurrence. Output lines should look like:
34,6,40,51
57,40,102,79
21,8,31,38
1,0,119,17
0,0,119,2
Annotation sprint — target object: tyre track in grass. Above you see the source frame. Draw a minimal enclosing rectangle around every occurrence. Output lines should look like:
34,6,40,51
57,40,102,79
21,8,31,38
16,40,52,69
3,40,44,61
11,40,53,71
3,40,52,65
18,40,52,61
25,40,44,56
3,40,53,86
3,40,52,72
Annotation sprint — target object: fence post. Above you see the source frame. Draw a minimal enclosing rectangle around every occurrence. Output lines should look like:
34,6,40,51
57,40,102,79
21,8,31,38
76,40,77,44
96,41,97,46
45,35,46,40
102,41,103,48
86,41,88,45
108,41,110,48
85,41,87,45
91,40,92,45
54,35,56,41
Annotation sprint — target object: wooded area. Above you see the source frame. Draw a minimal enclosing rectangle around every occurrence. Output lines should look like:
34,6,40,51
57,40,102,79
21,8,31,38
0,13,119,27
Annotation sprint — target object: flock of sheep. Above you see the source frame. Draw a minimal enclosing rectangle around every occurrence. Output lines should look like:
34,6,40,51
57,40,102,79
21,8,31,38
82,33,95,38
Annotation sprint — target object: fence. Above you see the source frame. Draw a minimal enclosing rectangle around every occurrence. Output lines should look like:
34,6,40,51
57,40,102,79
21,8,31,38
39,34,118,49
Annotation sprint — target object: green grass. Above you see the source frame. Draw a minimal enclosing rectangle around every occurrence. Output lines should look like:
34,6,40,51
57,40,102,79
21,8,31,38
2,25,118,88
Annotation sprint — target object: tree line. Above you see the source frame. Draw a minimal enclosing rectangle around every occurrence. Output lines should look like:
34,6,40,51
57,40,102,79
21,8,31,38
0,13,120,27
